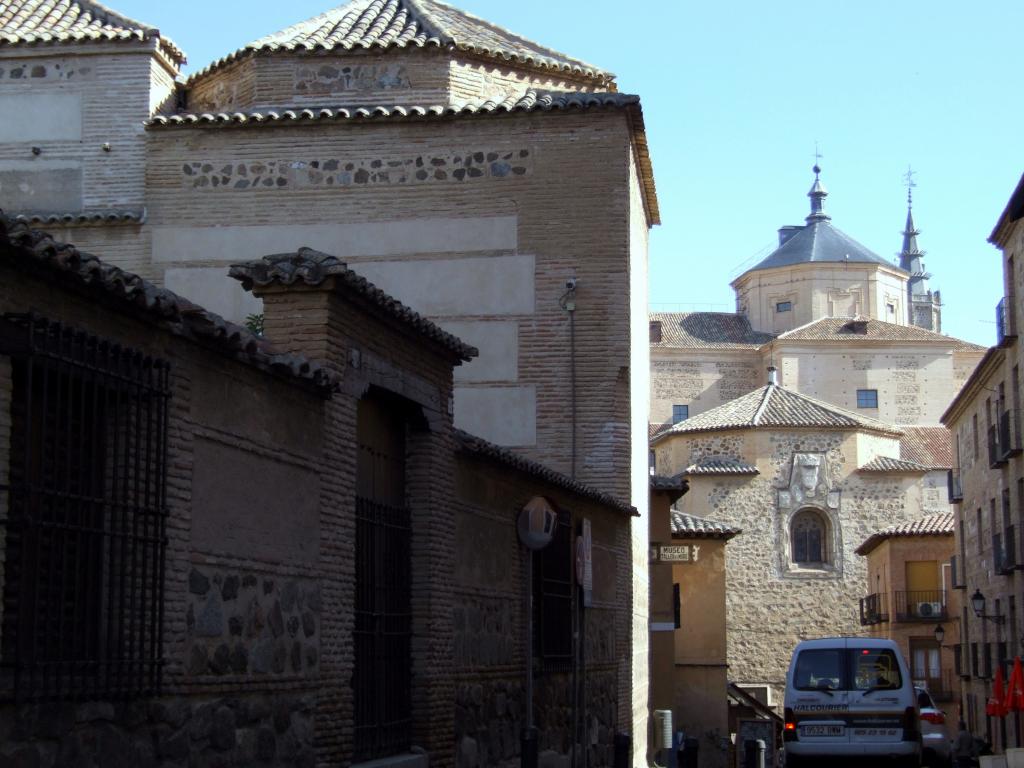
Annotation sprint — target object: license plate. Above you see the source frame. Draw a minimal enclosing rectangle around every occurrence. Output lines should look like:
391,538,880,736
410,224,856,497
801,725,843,737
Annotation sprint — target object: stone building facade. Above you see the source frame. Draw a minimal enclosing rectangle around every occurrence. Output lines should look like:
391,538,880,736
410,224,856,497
651,382,954,701
941,169,1024,755
0,4,657,754
0,217,636,768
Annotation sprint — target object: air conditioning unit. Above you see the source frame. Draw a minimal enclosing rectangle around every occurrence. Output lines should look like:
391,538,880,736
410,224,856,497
739,684,776,708
917,601,943,617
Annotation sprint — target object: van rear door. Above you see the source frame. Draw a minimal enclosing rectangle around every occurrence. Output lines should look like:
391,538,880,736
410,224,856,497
846,645,909,745
789,641,851,745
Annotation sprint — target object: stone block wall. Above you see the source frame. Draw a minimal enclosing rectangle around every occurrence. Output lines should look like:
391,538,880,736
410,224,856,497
659,427,948,693
451,454,633,768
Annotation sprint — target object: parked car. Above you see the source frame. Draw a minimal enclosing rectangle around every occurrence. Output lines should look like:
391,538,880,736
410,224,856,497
783,637,922,767
916,686,951,768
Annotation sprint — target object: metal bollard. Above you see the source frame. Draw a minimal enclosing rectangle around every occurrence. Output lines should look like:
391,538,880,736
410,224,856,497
742,739,766,768
613,732,631,768
521,726,538,768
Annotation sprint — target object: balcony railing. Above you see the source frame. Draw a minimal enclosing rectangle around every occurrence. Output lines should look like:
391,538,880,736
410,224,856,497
989,424,1007,467
859,592,889,625
914,669,956,702
997,526,1018,574
894,590,948,622
997,296,1018,347
951,555,967,589
948,468,964,503
1000,409,1023,458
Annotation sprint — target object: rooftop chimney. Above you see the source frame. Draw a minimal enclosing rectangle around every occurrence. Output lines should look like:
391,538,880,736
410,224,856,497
767,366,778,386
650,320,663,343
778,225,802,246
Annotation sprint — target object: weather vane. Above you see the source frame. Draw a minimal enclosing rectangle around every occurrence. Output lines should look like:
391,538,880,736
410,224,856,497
903,165,916,206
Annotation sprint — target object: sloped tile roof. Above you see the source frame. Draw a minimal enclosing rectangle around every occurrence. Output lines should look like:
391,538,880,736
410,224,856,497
0,0,184,62
670,510,741,539
189,0,611,85
858,456,931,473
775,317,986,352
650,312,775,350
11,209,145,227
653,384,903,440
855,512,954,555
898,426,954,470
0,214,337,391
650,474,687,492
229,248,477,362
685,457,759,476
147,90,640,128
455,429,636,517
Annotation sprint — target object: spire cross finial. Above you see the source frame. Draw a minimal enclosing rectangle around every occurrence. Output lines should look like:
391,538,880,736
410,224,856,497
814,143,823,176
903,165,917,207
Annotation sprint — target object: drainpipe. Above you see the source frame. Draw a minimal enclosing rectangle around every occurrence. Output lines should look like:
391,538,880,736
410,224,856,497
560,278,579,478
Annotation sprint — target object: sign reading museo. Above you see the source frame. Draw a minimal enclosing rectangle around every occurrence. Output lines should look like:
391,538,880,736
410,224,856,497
657,544,701,563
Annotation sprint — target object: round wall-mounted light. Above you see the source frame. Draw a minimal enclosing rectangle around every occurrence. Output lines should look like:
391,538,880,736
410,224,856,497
934,624,945,645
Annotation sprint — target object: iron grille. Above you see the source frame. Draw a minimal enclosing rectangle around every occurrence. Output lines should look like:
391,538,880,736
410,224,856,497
0,313,170,701
534,510,573,669
353,396,411,761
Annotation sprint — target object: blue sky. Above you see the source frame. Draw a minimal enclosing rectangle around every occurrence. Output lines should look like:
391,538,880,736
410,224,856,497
121,0,1023,346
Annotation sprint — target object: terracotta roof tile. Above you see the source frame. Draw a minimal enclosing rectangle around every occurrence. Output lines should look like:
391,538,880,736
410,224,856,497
650,312,775,350
11,209,145,227
776,317,986,352
146,90,640,128
685,457,759,476
189,0,610,85
855,512,954,555
0,214,337,391
0,0,184,62
653,384,902,439
455,429,636,517
899,426,954,470
229,248,477,362
670,511,741,539
858,456,931,473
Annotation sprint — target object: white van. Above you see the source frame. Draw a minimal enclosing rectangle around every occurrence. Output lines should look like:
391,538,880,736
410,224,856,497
783,637,921,767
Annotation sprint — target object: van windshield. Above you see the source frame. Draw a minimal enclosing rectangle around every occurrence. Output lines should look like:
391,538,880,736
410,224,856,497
794,648,902,692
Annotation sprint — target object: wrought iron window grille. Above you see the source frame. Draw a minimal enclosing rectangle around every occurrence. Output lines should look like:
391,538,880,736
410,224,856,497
0,313,170,701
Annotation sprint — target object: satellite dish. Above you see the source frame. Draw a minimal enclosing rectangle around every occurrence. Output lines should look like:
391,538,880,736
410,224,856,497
518,496,556,551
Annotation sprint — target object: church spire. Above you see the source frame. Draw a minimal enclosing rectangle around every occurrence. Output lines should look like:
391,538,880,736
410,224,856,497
899,183,921,263
899,166,941,332
806,164,831,223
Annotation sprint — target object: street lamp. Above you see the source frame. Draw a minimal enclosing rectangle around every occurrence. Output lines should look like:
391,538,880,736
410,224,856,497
934,624,945,645
971,588,1006,625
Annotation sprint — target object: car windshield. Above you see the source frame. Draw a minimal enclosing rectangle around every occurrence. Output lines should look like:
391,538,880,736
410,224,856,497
794,648,903,692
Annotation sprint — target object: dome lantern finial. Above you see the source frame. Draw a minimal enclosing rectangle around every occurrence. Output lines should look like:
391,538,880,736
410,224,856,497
806,161,831,223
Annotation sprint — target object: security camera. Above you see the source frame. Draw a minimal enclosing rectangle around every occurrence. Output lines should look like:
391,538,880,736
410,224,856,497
565,277,578,291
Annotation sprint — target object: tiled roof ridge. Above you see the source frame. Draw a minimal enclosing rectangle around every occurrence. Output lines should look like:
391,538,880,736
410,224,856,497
769,386,903,434
0,0,185,63
775,315,985,350
229,248,477,362
10,208,146,227
188,0,611,86
855,512,954,555
669,510,742,539
0,213,338,391
684,457,759,475
147,90,639,127
858,456,931,473
454,429,637,517
752,384,775,424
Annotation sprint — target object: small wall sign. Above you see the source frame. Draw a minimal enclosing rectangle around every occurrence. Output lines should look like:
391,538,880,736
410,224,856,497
658,544,701,563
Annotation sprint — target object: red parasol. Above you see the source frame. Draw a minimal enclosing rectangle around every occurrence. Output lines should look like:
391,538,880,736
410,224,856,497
1005,657,1024,712
988,664,1008,717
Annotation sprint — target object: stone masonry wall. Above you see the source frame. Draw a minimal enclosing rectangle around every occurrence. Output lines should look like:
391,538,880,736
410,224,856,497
451,455,632,768
661,428,945,693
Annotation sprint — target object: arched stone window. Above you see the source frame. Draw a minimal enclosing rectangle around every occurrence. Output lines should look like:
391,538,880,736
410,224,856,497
791,509,828,566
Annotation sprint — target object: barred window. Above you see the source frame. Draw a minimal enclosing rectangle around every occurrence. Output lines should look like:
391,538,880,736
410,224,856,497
791,509,828,566
0,314,169,700
534,509,573,667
